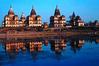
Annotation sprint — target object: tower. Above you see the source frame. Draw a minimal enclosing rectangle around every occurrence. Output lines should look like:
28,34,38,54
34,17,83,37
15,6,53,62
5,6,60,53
4,6,19,27
54,5,61,17
50,5,66,28
19,12,26,27
20,12,25,22
8,5,14,17
27,6,42,27
30,6,36,16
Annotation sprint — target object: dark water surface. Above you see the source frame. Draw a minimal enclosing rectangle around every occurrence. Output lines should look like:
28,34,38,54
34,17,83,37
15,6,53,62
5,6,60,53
0,36,99,66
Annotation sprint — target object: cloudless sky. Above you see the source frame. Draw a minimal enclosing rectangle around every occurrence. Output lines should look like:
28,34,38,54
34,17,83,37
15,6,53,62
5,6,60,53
0,0,99,25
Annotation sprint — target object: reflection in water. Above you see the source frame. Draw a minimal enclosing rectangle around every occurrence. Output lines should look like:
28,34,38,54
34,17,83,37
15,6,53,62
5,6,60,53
4,38,67,61
0,36,99,66
49,39,66,54
5,42,26,53
70,39,84,53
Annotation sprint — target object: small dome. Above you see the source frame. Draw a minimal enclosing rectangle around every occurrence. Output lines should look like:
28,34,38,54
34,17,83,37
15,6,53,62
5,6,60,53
37,15,41,18
61,15,65,17
75,16,81,20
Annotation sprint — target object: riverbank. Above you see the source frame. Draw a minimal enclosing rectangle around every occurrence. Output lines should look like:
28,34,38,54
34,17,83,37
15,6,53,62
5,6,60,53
0,30,99,38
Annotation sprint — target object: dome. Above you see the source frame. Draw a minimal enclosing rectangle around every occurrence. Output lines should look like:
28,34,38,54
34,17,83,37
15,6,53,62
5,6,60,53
37,15,41,17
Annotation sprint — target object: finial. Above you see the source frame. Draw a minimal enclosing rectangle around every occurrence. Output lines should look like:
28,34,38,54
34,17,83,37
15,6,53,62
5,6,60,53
21,12,25,17
56,5,58,9
32,5,34,9
72,11,75,17
10,5,12,8
9,5,13,11
22,12,24,14
73,11,75,14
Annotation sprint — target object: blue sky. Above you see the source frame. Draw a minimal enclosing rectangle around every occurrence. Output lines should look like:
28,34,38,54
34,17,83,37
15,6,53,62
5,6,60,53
0,0,99,25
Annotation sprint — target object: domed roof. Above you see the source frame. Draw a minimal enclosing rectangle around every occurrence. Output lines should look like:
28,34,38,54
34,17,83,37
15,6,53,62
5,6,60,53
37,15,41,17
8,6,14,15
54,6,60,16
30,6,36,15
61,15,65,17
75,16,81,20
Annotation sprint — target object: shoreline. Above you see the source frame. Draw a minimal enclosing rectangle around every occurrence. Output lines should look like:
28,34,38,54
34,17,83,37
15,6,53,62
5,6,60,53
0,31,98,38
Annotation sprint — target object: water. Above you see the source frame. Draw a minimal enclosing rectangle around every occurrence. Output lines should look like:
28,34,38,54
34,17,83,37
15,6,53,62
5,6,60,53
0,36,99,66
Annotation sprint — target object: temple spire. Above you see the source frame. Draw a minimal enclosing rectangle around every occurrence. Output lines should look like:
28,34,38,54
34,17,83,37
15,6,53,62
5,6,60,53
54,5,60,16
32,5,34,10
72,12,75,17
21,12,25,17
10,5,13,11
56,5,58,10
21,12,25,19
30,6,36,15
10,5,12,8
8,5,14,15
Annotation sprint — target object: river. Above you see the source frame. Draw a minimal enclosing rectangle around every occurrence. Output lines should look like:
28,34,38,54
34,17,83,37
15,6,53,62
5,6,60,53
0,36,99,66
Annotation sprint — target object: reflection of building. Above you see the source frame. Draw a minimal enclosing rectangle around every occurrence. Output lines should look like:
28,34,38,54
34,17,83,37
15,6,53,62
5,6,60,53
3,6,19,27
4,40,43,53
29,41,42,52
50,6,66,28
70,39,84,53
96,39,99,43
5,42,26,52
50,39,66,53
43,39,49,46
78,40,84,47
26,7,42,27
